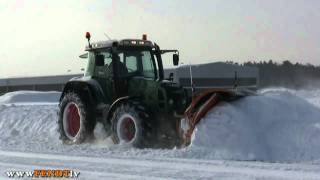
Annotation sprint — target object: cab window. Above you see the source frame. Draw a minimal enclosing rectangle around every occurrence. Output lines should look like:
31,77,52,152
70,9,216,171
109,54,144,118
119,52,138,73
119,50,156,79
141,51,155,79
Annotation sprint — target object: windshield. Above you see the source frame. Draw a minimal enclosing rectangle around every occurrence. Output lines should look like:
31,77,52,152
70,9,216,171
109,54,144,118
118,50,157,79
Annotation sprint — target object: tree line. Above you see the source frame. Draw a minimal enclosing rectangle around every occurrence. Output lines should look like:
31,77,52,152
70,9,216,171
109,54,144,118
226,60,320,89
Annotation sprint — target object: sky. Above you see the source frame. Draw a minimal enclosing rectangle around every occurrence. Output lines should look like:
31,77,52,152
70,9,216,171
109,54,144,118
0,0,319,78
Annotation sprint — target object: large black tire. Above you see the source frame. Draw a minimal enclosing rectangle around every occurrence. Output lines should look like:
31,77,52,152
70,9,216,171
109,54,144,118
58,92,95,144
111,102,153,148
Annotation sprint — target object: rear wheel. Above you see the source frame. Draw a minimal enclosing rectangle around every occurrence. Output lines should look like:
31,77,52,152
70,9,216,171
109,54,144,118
58,92,95,144
63,102,81,140
111,103,152,148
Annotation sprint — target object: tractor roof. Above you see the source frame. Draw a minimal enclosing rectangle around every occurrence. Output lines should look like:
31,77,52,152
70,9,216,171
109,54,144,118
85,39,154,51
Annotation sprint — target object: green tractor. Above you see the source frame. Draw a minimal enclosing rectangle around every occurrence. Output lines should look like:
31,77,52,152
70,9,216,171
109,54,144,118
58,33,188,148
58,33,252,148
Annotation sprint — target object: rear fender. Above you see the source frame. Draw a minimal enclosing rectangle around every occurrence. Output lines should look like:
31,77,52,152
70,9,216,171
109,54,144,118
60,79,107,107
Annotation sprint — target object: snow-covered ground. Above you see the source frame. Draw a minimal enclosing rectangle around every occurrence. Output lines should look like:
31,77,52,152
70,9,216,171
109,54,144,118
0,89,320,179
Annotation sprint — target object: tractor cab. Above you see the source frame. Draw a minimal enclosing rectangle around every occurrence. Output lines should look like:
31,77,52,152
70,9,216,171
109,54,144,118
82,33,183,106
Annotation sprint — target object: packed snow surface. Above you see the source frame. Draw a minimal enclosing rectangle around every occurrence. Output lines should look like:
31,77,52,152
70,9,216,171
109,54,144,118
0,89,320,179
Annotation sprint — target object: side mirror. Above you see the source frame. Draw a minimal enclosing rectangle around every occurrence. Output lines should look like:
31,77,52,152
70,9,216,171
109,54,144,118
173,54,179,66
95,54,104,66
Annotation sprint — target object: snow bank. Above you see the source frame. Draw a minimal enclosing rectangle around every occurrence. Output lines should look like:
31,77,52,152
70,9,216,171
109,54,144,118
296,89,320,108
0,105,60,152
0,91,60,104
191,89,320,162
260,88,320,108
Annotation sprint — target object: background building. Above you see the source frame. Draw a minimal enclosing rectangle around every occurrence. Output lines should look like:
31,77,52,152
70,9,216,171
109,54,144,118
0,74,82,94
0,63,259,94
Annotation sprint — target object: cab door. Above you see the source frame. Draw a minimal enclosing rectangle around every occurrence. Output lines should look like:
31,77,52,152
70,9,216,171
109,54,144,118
119,50,159,106
92,51,114,102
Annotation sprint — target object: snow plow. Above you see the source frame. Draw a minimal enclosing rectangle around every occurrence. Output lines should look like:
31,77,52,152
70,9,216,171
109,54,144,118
58,33,258,148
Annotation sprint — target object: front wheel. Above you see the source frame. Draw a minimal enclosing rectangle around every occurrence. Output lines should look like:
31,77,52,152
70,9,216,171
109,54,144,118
111,103,152,148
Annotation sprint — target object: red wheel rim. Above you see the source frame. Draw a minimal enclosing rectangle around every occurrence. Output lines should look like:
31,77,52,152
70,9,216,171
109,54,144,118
66,103,80,137
122,117,136,142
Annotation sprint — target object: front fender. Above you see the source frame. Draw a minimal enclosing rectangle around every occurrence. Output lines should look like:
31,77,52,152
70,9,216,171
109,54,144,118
105,96,130,121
